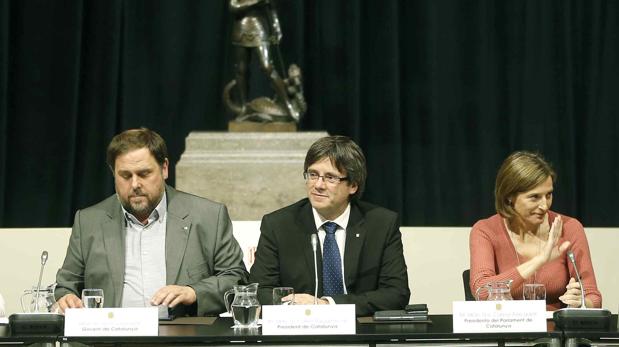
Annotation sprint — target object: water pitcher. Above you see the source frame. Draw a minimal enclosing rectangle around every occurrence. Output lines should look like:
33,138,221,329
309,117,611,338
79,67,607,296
475,280,513,301
20,283,57,313
224,283,261,328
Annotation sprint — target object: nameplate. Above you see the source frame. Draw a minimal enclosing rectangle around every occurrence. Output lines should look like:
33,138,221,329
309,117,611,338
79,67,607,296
453,301,546,333
65,307,158,336
262,304,355,335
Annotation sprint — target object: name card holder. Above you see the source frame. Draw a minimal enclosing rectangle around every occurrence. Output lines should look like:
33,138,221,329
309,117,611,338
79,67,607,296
65,307,158,336
262,304,355,335
453,300,546,333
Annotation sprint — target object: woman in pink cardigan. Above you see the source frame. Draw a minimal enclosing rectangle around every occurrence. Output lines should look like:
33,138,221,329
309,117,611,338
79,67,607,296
469,151,601,310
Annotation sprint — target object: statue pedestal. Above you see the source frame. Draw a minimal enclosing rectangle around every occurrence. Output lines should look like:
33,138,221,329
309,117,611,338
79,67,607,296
175,131,327,220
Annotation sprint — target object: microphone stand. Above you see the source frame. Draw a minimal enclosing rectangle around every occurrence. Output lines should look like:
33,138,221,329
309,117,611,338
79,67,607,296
33,251,48,312
552,250,611,330
567,250,586,308
9,250,64,335
311,234,318,305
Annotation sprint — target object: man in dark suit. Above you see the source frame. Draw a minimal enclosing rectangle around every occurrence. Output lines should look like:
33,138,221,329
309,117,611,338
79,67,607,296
249,135,410,316
55,128,248,316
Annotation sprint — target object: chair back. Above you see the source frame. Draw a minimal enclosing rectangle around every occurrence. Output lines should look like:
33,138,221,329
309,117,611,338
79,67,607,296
462,269,475,301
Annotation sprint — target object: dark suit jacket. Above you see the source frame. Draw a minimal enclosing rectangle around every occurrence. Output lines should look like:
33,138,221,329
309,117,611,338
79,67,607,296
55,185,249,316
249,198,410,316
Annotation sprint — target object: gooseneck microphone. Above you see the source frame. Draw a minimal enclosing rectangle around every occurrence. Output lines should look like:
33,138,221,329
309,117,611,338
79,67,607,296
551,250,610,330
567,250,586,308
8,250,64,335
311,234,319,305
33,251,49,312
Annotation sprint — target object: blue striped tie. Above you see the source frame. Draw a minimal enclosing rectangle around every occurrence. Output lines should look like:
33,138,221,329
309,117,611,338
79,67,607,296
322,221,344,295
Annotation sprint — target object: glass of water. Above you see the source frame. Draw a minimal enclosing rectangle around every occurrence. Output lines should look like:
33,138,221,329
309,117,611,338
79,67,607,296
82,288,104,308
523,284,546,301
272,287,294,305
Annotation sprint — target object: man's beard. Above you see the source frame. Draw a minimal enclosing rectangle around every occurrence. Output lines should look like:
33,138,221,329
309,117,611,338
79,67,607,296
120,189,162,219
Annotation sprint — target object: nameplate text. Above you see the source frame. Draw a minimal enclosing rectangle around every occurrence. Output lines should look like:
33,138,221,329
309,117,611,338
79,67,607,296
65,307,158,336
262,304,355,335
453,300,546,333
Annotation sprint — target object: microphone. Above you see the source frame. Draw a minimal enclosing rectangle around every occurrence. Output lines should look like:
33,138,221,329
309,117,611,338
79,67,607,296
311,234,319,305
566,250,586,308
8,250,64,335
33,251,49,312
552,251,611,330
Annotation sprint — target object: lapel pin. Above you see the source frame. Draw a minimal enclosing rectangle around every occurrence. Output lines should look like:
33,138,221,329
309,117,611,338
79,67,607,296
356,233,360,238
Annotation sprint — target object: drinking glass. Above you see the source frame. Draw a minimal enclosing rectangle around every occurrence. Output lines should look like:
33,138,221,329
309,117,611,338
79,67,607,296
82,288,104,308
523,284,546,300
272,287,294,305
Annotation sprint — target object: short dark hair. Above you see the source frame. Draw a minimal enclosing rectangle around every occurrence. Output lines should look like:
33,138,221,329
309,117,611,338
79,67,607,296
106,128,168,170
495,151,556,219
304,135,366,201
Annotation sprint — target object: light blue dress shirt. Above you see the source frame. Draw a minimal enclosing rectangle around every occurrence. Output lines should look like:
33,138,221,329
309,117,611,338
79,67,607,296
120,193,167,317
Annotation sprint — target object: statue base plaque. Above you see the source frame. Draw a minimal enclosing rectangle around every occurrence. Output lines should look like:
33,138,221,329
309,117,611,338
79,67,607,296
176,131,327,220
228,121,297,132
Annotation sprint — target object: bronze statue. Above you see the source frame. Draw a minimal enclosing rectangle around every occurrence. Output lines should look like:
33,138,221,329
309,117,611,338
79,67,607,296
224,0,306,123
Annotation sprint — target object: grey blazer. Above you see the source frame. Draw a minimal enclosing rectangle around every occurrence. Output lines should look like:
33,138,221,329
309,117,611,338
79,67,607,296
55,185,248,316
